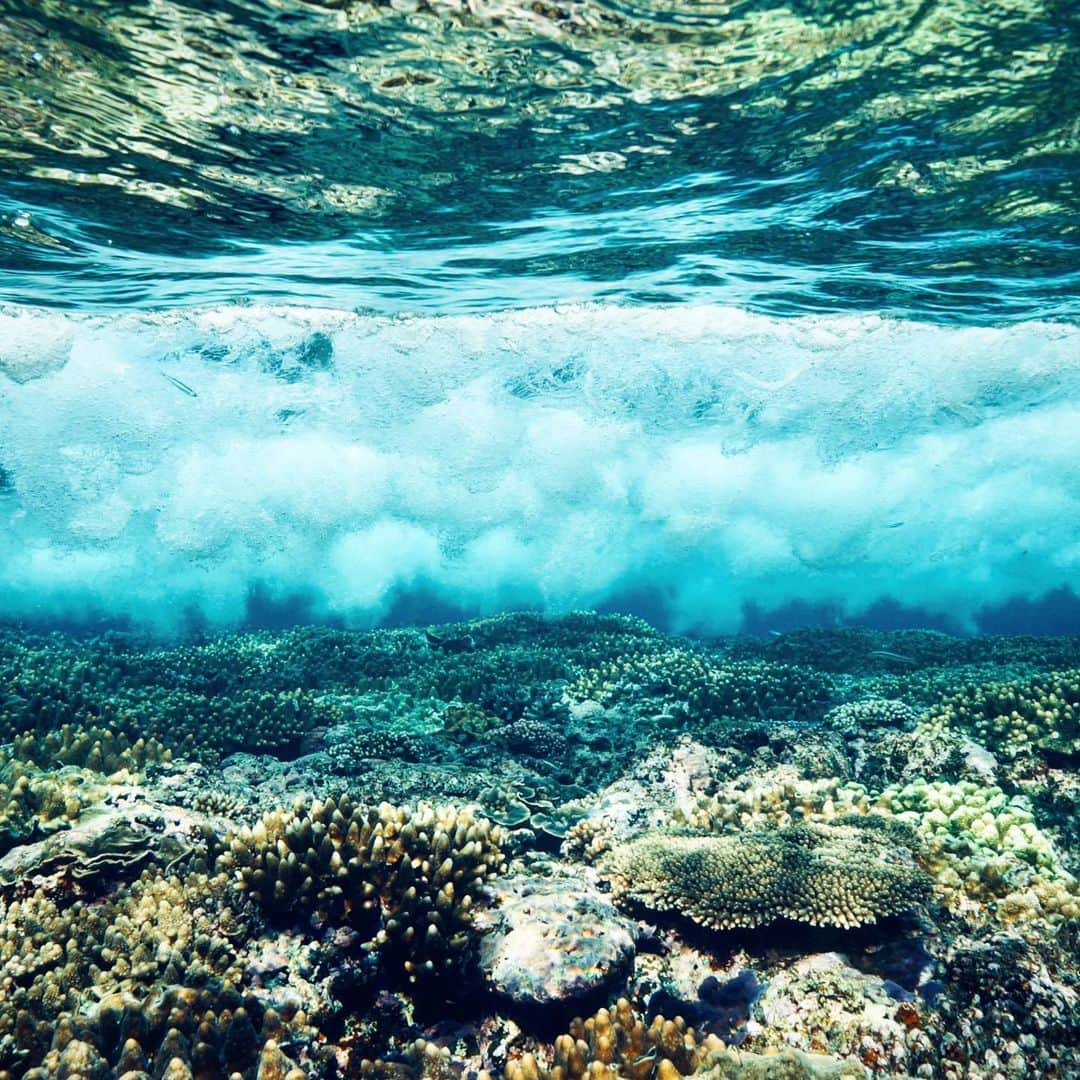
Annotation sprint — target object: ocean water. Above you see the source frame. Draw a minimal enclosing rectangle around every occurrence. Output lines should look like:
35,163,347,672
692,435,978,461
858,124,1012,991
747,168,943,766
1,0,1078,635
2,0,1078,635
1,1,1079,1078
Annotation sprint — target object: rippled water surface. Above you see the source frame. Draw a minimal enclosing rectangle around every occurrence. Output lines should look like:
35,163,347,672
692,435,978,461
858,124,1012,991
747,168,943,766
1,0,1078,316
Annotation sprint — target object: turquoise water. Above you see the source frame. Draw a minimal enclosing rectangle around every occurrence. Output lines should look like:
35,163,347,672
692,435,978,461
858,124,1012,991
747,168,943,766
2,7,1080,1078
0,0,1077,633
2,0,1078,318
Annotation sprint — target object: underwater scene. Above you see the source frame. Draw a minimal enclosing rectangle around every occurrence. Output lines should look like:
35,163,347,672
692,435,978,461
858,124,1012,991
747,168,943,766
1,0,1079,1078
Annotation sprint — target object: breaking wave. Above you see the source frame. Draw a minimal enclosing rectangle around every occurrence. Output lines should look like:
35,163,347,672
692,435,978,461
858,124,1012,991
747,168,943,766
2,302,1077,633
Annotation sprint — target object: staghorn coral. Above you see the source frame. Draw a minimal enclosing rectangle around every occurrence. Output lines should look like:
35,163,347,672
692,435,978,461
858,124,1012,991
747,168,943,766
326,726,428,769
606,822,931,931
219,797,505,981
504,717,570,760
742,627,1080,674
0,614,657,784
0,631,344,763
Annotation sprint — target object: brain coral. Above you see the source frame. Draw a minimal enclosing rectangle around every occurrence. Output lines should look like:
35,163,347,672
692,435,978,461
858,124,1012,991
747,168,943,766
606,822,931,930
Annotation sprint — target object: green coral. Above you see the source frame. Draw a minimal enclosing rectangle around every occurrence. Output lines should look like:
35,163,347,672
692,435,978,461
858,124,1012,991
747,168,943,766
929,670,1080,761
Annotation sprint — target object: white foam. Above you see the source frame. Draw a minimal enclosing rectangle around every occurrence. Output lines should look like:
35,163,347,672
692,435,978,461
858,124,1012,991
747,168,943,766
0,302,1077,632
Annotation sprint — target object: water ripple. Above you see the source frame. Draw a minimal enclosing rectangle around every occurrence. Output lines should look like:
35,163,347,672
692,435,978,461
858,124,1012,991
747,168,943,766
0,0,1076,318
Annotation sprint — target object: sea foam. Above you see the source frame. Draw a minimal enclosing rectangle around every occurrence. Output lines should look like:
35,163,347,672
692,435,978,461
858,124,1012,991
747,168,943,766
1,303,1077,633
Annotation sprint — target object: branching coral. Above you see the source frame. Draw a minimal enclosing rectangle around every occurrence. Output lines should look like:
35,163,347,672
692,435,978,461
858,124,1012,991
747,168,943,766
0,868,284,1075
929,670,1080,762
219,798,505,981
500,998,863,1080
569,651,833,728
878,779,1080,923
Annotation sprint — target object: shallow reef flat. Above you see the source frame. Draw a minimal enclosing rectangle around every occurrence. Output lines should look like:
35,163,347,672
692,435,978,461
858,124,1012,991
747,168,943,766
0,613,1077,1079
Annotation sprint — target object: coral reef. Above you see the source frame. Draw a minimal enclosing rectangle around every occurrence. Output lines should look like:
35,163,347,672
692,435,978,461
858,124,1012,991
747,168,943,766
219,797,505,982
567,650,835,733
0,868,315,1077
877,778,1080,924
504,997,726,1080
0,615,1075,1078
501,998,865,1080
822,699,919,735
929,671,1080,780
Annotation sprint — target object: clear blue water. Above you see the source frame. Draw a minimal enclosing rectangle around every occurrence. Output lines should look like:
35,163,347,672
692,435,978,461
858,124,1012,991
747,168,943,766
0,0,1077,634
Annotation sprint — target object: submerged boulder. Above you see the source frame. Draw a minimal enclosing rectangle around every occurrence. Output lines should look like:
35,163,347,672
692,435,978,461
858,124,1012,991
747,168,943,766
476,873,636,1006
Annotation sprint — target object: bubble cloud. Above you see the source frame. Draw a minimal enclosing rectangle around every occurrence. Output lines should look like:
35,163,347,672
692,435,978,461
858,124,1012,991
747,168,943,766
1,304,1077,633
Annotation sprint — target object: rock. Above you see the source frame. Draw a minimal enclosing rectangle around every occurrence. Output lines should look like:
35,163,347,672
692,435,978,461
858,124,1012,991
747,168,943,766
476,872,636,1006
698,1046,865,1078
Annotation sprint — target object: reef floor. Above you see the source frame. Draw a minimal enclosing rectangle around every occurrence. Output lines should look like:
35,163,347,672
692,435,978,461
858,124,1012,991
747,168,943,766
0,613,1077,1079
